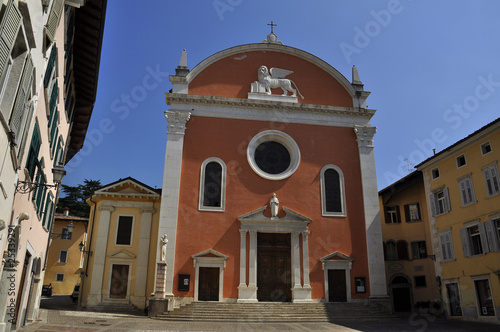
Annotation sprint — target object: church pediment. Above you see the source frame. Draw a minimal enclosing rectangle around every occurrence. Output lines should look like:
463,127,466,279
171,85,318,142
191,249,229,269
320,251,354,262
238,195,310,233
94,177,160,199
108,249,136,259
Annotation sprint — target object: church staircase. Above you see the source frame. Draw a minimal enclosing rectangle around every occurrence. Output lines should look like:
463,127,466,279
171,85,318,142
85,302,145,316
152,302,395,322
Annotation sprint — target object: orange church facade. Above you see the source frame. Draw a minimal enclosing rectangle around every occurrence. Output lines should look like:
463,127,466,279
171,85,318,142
153,33,387,307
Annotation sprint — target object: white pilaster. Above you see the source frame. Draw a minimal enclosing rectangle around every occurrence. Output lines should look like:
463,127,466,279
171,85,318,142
155,111,190,297
132,207,154,308
302,231,311,288
248,230,257,288
238,229,247,287
354,125,387,298
88,205,114,305
291,231,301,288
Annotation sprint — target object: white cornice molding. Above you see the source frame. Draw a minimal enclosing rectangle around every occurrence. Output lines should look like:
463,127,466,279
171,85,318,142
165,93,375,127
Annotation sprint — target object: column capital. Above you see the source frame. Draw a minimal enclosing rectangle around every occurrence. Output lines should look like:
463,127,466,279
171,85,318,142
140,207,156,214
302,231,310,239
354,125,377,148
249,230,257,236
98,205,114,212
165,111,191,135
239,229,248,236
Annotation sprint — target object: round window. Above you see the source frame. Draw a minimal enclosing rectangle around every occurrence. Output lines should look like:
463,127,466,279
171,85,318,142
247,130,300,180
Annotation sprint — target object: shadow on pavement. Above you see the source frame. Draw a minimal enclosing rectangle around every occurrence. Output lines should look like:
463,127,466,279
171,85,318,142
40,295,78,311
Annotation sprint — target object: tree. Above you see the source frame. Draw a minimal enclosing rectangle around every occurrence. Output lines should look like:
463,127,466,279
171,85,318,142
56,179,102,218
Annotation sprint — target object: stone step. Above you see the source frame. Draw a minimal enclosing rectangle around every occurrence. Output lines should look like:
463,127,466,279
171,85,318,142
153,302,394,322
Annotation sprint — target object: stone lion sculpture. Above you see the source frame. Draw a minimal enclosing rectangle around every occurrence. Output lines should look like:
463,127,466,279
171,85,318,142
258,66,304,99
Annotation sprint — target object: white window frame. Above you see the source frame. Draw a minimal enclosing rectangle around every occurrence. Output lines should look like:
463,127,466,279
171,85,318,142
429,187,451,216
320,164,346,217
458,174,476,206
460,220,489,257
404,202,421,222
384,205,401,224
198,157,226,212
482,163,500,197
438,229,455,262
115,215,134,247
59,249,68,263
480,141,492,156
246,130,300,181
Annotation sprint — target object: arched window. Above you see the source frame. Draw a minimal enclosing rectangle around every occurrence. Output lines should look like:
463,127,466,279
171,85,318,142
320,165,345,216
199,158,226,211
386,240,397,261
397,240,409,260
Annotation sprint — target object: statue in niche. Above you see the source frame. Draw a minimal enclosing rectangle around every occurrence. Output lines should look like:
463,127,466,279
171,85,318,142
270,193,279,218
257,66,304,99
160,234,168,262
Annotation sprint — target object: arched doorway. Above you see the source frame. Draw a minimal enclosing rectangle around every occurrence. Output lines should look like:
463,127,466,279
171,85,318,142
390,275,412,312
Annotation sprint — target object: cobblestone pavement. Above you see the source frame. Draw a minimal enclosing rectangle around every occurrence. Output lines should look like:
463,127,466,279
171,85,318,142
18,296,500,332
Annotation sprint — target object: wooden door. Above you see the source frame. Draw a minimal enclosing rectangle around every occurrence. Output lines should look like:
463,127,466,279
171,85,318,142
110,264,129,299
198,267,219,301
328,269,347,302
257,233,291,302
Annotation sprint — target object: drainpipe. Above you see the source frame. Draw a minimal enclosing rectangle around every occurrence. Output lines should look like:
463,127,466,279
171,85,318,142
85,196,97,277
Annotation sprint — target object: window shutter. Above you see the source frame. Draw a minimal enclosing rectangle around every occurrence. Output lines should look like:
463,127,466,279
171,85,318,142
429,193,436,216
404,204,410,222
10,55,34,143
478,223,490,254
26,123,41,180
44,46,57,87
484,220,500,252
396,205,401,223
443,187,451,213
460,228,470,258
439,233,448,261
45,0,64,42
0,0,21,81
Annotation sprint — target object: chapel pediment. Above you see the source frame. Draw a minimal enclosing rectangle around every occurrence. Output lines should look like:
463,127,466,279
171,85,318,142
320,251,354,262
94,177,160,199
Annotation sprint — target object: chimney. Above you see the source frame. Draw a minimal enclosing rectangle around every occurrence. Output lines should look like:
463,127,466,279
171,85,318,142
64,209,69,217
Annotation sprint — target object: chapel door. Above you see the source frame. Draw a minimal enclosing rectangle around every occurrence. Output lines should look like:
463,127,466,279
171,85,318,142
110,264,129,299
328,269,347,302
257,233,291,302
198,267,219,301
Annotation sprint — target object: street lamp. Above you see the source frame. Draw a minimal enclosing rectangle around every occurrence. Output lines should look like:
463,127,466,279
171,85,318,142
79,241,93,256
15,164,66,194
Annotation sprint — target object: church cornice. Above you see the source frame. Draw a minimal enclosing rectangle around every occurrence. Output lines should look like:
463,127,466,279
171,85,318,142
165,93,375,121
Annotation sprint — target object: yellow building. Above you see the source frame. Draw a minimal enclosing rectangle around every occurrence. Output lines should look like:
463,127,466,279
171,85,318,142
417,118,500,322
79,178,161,311
379,171,440,313
44,212,87,295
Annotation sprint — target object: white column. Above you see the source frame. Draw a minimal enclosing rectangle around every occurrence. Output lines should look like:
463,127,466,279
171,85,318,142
291,231,301,288
302,231,311,288
88,205,114,306
354,125,387,298
156,111,190,298
238,229,247,287
133,207,155,308
248,230,257,287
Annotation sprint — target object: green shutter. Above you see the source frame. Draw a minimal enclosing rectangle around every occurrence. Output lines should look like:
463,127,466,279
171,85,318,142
44,45,57,87
0,0,21,82
26,122,41,180
10,55,34,143
45,0,64,42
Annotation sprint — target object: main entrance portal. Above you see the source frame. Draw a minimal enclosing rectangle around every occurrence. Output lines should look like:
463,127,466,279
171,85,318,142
257,233,291,302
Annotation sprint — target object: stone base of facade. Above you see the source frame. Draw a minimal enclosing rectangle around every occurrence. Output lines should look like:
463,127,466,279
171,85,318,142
237,285,258,303
368,296,392,312
130,295,147,310
292,286,313,303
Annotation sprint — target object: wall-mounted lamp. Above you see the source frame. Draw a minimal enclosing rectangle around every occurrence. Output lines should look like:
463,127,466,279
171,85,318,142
79,241,93,257
16,165,66,194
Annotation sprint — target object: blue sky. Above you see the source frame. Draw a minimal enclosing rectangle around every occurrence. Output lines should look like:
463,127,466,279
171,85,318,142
63,0,500,191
